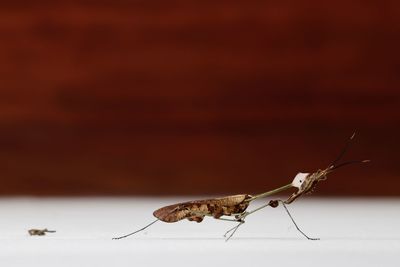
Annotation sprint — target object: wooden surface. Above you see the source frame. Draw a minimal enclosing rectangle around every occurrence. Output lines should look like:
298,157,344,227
0,1,399,195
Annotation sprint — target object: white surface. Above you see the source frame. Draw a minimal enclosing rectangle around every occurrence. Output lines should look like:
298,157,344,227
0,197,399,267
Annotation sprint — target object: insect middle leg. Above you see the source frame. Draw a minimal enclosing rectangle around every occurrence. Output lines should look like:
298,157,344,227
223,219,245,241
189,210,245,241
222,201,279,241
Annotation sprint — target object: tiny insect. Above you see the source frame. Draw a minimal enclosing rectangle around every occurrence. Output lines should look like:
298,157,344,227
28,228,56,236
113,133,368,241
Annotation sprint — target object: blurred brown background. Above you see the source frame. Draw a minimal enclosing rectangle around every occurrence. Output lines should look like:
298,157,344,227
0,1,399,196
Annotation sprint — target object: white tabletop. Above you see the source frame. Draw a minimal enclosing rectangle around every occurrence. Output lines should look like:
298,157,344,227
0,197,399,267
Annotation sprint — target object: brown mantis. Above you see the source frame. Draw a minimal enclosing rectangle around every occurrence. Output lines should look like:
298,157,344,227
113,133,369,241
28,228,56,236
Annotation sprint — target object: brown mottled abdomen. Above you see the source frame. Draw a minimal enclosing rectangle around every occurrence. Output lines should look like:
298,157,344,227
153,194,252,223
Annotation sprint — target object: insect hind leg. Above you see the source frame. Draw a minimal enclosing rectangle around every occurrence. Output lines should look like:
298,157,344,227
113,219,160,240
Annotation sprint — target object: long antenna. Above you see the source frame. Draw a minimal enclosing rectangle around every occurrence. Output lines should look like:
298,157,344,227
113,219,159,240
328,132,356,168
330,159,370,171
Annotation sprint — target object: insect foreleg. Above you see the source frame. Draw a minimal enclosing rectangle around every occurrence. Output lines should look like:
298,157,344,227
277,200,319,240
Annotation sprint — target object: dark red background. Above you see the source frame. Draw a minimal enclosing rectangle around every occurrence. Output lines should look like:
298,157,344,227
0,1,399,196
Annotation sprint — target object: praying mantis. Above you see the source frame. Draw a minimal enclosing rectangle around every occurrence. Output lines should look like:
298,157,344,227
113,133,368,241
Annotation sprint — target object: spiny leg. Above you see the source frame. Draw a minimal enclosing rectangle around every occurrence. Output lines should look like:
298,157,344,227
278,200,319,240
